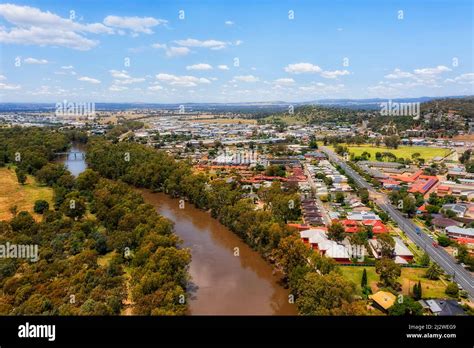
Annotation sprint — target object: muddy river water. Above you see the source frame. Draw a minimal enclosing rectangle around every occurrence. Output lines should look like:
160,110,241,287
61,145,296,315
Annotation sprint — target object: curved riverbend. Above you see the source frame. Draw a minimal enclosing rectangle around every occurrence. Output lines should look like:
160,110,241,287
60,145,296,315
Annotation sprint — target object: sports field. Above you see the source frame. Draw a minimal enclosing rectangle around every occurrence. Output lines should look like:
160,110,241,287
327,144,451,161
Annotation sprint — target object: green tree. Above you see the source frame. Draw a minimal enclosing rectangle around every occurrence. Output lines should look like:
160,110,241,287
389,297,423,315
402,195,417,217
33,200,49,214
413,281,422,300
15,168,27,185
295,272,357,315
437,235,451,247
424,262,442,280
420,252,430,266
445,282,459,297
272,235,310,275
377,233,395,258
60,192,87,220
335,192,345,205
375,258,401,289
361,268,368,288
328,222,345,242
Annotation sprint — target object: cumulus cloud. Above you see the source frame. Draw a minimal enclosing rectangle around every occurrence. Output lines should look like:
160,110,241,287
186,63,213,71
152,42,190,57
109,70,145,85
385,66,451,81
78,76,101,84
156,73,211,87
414,65,451,76
174,38,229,50
103,15,167,35
320,70,350,79
284,63,321,74
274,78,295,85
384,68,414,79
24,57,48,64
233,75,259,82
445,73,474,84
0,4,113,50
0,74,20,90
218,65,229,70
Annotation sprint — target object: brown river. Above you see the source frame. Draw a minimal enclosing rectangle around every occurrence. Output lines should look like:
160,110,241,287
140,190,297,315
61,146,296,315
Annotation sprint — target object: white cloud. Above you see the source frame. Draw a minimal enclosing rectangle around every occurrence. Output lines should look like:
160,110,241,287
445,73,474,84
156,73,211,87
284,63,322,74
218,65,229,70
174,38,229,50
0,4,112,50
0,75,6,81
384,68,414,79
109,70,145,84
61,65,74,69
165,46,190,57
186,63,213,71
225,20,234,25
414,65,451,76
320,69,350,79
0,83,20,90
274,78,295,85
109,70,130,79
385,66,451,81
103,15,167,34
78,76,101,84
233,75,259,82
24,57,48,64
152,43,190,57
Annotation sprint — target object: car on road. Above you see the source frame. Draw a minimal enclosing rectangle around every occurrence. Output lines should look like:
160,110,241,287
432,242,439,248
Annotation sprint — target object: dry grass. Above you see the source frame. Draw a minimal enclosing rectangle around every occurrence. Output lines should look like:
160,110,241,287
0,167,53,221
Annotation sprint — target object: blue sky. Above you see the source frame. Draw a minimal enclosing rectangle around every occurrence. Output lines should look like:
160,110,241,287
0,0,473,103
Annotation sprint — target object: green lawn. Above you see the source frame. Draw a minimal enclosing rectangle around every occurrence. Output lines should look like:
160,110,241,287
339,266,379,293
339,266,449,299
326,144,451,161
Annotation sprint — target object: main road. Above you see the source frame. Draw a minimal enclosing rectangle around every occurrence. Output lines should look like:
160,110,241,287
320,146,474,299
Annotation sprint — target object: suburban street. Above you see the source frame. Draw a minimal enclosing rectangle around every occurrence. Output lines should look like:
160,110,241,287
303,163,332,226
321,146,474,299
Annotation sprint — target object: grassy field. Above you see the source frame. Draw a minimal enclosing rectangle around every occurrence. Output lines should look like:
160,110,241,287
339,266,448,299
326,144,451,161
263,115,307,125
340,266,379,293
0,167,53,221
